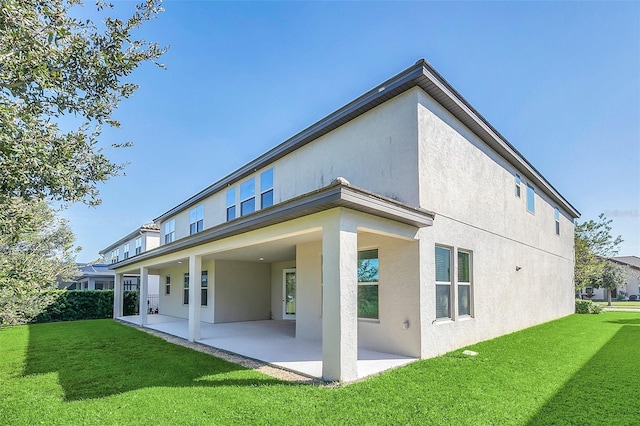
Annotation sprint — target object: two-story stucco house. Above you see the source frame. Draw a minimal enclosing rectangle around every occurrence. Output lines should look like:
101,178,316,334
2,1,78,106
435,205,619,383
110,60,579,382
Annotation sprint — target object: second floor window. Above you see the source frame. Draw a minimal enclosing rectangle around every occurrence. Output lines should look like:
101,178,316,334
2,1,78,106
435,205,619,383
111,249,119,264
135,237,142,255
164,219,175,244
240,178,256,216
527,184,535,214
190,205,204,235
123,243,129,259
260,168,274,209
226,188,236,221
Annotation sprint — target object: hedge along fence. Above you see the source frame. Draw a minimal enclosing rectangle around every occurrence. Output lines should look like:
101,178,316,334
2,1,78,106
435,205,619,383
34,290,140,323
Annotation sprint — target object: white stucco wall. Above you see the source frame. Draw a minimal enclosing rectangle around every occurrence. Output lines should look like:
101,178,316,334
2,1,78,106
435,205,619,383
295,241,323,341
214,260,271,323
158,89,421,246
157,260,215,323
357,232,421,358
416,89,575,358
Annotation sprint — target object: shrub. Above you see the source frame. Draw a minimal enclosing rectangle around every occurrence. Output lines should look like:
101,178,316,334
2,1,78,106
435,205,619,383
575,299,603,314
35,290,114,323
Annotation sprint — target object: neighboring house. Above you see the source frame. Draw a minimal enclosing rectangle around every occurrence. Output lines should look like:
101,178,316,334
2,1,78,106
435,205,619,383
99,222,161,264
99,223,161,311
584,256,640,300
57,263,115,290
110,59,579,382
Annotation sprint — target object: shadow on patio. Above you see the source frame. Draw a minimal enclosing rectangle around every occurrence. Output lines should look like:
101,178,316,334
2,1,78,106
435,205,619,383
23,320,289,402
526,320,640,425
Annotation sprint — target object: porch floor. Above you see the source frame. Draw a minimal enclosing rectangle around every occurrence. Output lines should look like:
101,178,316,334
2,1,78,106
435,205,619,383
117,314,417,380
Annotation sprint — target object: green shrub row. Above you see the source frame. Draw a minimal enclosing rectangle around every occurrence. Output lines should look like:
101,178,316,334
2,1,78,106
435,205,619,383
34,290,139,323
575,299,603,314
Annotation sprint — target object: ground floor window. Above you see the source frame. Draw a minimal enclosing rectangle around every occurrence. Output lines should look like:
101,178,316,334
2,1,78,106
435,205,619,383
165,275,171,295
435,246,452,319
457,250,472,316
183,273,189,305
357,249,379,319
436,245,474,320
201,271,208,306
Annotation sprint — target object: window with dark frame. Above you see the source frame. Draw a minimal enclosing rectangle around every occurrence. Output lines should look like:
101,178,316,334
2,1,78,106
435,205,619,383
260,168,274,209
240,178,256,216
201,271,208,306
183,273,189,305
226,188,236,221
189,205,204,235
165,275,171,295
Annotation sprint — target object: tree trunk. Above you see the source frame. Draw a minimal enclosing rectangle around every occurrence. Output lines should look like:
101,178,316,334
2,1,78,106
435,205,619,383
607,289,612,306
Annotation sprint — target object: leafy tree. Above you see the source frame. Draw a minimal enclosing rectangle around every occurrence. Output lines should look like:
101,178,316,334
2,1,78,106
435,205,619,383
0,197,79,325
587,261,626,307
574,213,623,291
0,0,166,323
0,0,166,206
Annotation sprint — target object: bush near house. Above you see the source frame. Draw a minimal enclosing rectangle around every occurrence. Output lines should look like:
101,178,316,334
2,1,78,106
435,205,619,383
32,290,139,323
575,299,603,314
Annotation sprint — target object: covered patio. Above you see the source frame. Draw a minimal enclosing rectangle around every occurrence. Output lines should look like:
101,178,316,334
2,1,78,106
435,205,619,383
117,314,417,380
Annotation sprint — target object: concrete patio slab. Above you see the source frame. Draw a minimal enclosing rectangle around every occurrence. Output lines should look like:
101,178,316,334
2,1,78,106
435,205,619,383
117,315,416,380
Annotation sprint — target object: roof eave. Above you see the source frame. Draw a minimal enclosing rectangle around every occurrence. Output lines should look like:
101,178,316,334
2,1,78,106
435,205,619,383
114,182,433,270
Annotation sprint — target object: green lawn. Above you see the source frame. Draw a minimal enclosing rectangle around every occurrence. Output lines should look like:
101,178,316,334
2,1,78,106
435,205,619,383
1,313,639,425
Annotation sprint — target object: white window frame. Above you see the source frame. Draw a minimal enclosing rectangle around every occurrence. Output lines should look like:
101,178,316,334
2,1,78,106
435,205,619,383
457,249,473,317
164,219,175,244
189,204,204,235
260,168,274,209
111,248,119,264
123,243,130,260
357,249,379,320
526,184,535,214
135,237,142,255
226,188,236,221
515,174,521,198
555,208,560,235
435,245,452,319
240,177,256,216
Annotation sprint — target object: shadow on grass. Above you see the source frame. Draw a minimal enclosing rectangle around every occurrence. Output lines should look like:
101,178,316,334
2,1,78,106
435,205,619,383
605,318,640,325
23,320,288,401
527,321,640,425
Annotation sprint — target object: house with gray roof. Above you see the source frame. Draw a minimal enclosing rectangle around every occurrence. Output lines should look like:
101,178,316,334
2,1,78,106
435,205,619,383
108,59,579,382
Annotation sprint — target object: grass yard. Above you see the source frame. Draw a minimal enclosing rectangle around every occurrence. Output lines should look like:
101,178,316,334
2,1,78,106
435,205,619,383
1,313,639,425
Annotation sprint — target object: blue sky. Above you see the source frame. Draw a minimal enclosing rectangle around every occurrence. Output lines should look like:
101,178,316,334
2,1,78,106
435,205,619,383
63,1,640,262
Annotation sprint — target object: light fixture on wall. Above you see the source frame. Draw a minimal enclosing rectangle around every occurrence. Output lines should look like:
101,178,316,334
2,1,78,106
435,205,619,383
516,266,522,271
259,257,264,261
403,320,410,329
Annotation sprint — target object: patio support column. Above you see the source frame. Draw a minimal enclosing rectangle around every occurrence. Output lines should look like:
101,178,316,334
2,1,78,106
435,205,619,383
114,273,123,318
188,254,202,342
139,267,149,326
322,209,358,382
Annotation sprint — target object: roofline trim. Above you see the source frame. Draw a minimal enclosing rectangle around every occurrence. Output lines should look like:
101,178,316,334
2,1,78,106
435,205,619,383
154,59,579,222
